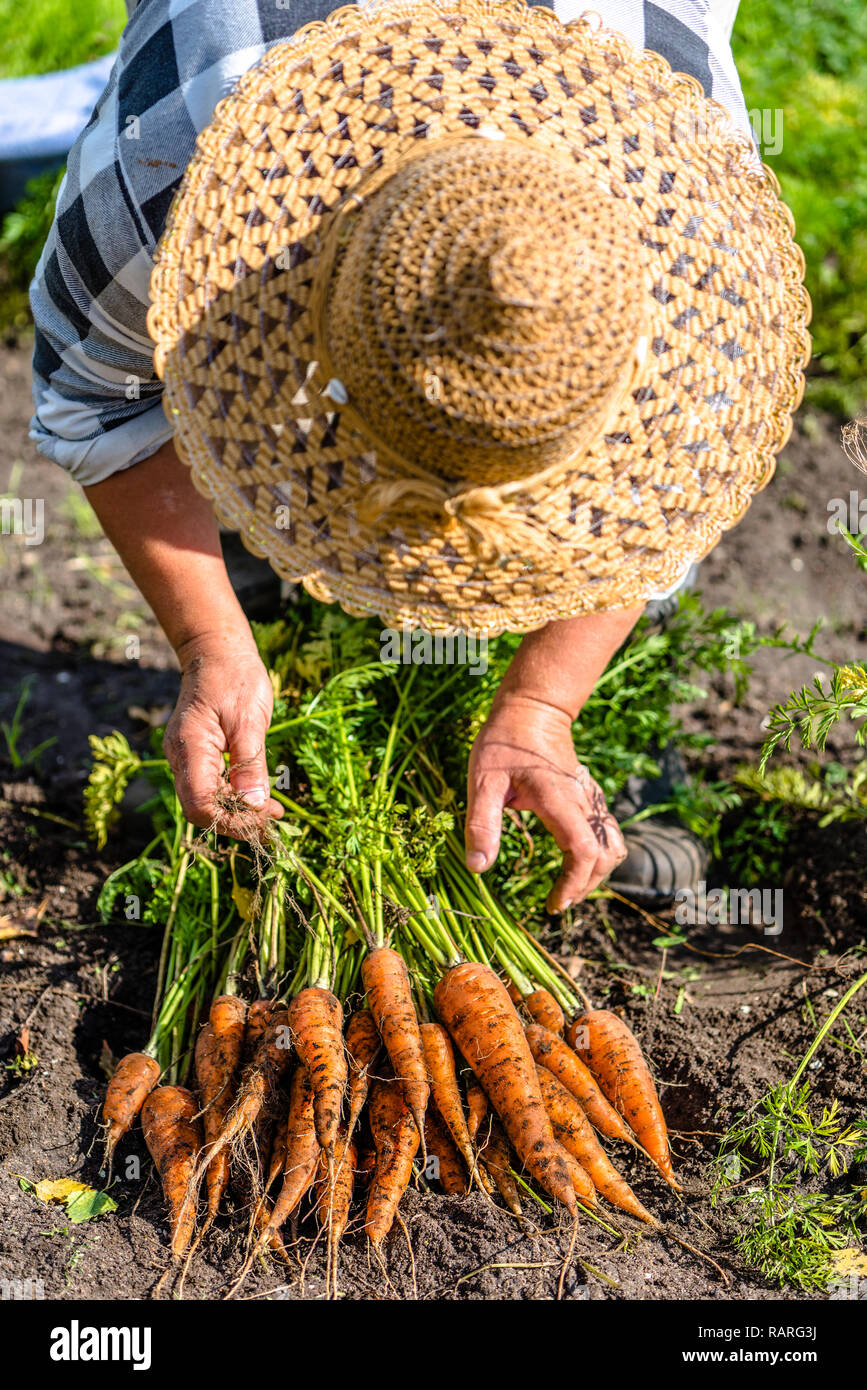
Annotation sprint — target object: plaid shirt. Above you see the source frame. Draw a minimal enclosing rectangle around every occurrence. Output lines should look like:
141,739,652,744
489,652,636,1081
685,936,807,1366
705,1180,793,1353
29,0,753,486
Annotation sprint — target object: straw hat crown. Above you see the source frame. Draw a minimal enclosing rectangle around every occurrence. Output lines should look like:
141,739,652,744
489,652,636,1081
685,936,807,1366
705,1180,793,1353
147,0,812,635
321,139,650,488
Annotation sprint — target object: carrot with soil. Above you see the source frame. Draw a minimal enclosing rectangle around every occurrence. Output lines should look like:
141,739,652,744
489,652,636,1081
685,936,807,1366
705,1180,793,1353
344,1009,381,1140
568,1010,680,1190
194,994,247,1224
261,1062,320,1238
362,946,429,1146
423,1106,468,1195
141,1085,204,1258
420,1020,475,1176
476,1114,523,1216
101,1051,161,1174
536,1066,656,1225
434,961,576,1216
525,1023,636,1145
365,1074,421,1249
288,984,346,1160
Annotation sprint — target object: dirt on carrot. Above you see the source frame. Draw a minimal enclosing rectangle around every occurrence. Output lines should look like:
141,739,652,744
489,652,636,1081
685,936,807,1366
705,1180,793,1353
362,947,429,1146
141,1086,204,1258
434,962,576,1216
568,1010,680,1191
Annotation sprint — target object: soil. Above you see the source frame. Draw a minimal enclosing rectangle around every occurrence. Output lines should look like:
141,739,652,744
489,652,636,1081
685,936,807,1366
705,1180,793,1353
0,336,865,1301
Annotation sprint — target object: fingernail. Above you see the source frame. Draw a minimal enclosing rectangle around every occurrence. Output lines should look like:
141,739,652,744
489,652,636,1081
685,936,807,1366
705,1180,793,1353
466,851,487,872
240,785,269,808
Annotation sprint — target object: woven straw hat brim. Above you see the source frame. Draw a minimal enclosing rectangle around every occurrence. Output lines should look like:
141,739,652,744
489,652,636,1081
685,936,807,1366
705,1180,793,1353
147,0,811,636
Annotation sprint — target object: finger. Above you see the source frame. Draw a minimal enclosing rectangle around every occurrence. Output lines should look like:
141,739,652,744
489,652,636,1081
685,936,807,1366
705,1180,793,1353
549,834,625,911
226,713,273,811
510,782,600,911
163,717,226,828
465,768,513,872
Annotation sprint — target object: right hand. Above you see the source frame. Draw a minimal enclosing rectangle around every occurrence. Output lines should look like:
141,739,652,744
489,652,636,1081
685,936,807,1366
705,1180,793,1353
162,628,284,835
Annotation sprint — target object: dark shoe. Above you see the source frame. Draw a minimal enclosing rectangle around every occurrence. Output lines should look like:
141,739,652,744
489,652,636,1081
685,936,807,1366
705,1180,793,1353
608,820,710,907
610,742,710,907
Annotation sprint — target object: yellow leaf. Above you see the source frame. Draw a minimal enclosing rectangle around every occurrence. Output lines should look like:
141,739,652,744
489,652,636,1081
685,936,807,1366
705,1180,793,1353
231,881,254,921
33,1178,91,1205
829,1248,867,1277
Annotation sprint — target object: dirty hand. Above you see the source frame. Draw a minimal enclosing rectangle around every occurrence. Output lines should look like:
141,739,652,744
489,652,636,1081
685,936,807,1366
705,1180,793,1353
162,630,283,833
465,691,627,913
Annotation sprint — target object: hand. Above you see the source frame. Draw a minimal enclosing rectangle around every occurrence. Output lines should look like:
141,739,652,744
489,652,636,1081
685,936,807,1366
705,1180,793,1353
465,692,626,912
162,630,284,835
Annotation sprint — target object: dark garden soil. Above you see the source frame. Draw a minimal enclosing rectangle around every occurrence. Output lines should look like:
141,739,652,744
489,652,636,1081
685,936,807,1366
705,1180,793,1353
1,338,865,1300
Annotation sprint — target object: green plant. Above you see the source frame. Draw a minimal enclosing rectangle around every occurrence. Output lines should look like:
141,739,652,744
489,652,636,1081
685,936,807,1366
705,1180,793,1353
721,800,793,882
713,971,867,1289
736,760,867,827
0,167,64,337
0,676,57,770
733,1,867,411
0,0,126,79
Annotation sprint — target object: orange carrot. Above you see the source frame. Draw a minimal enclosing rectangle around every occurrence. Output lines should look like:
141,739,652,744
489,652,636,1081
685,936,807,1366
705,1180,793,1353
537,1065,657,1224
241,999,275,1065
265,1063,320,1235
477,1114,523,1216
192,1006,291,1190
420,1021,475,1176
434,962,576,1216
568,1010,680,1190
287,987,347,1160
523,989,566,1036
561,1147,599,1210
314,1130,358,1247
141,1085,203,1257
464,1078,496,1198
465,1075,488,1145
362,947,429,1142
506,982,565,1035
102,1051,160,1170
344,1009,381,1140
525,1023,636,1145
254,1194,291,1263
195,995,247,1223
365,1075,420,1249
423,1106,468,1195
264,1105,288,1194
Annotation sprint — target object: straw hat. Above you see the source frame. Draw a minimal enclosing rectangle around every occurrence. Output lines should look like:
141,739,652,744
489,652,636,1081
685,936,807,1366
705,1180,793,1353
147,0,811,637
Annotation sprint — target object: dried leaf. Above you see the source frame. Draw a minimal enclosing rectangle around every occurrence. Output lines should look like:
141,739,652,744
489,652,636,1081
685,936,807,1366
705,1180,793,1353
33,1178,91,1204
127,704,172,729
0,896,49,939
829,1247,867,1277
98,1039,117,1081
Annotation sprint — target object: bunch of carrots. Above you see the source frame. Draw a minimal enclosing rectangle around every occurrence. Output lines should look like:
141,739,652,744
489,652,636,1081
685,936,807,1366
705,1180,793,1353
102,934,681,1291
89,607,692,1293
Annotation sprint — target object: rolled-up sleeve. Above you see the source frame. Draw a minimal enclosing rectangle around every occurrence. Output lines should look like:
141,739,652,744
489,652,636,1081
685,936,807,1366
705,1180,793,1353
28,61,173,486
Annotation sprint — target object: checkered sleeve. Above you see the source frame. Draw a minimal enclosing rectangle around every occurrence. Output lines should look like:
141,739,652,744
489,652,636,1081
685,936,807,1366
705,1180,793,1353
28,47,176,487
29,0,751,488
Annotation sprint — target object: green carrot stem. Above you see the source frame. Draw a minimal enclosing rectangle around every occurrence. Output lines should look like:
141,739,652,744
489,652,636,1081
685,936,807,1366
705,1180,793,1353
790,970,867,1086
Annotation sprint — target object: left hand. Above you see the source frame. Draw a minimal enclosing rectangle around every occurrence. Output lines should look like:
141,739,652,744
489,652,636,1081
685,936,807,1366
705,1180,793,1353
465,691,627,912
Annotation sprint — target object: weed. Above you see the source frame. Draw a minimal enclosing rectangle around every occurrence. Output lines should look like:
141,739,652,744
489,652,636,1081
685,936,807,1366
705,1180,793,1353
0,677,57,770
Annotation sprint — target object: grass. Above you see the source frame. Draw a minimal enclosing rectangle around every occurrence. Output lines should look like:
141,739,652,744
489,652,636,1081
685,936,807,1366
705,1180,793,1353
732,0,867,414
0,0,126,80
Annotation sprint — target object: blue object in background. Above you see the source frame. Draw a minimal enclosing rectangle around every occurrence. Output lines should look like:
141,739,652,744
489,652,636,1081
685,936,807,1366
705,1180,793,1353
0,53,116,213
